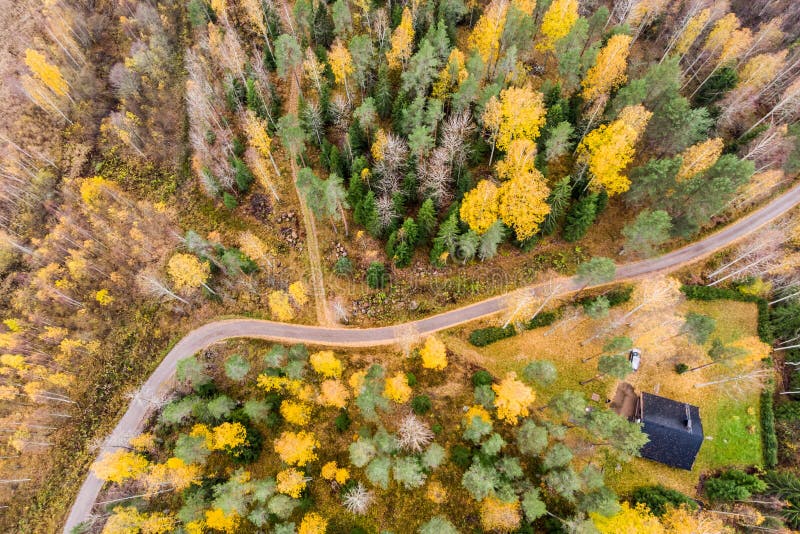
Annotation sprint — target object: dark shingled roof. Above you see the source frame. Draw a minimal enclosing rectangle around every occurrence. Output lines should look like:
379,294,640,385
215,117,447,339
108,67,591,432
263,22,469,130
638,393,704,470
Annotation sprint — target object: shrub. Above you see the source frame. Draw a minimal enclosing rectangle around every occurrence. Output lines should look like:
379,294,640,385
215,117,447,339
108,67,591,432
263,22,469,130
469,325,516,347
630,485,697,516
674,363,688,374
762,388,778,469
704,470,767,502
775,402,800,421
223,192,238,210
452,445,472,468
366,262,388,289
472,370,494,387
334,256,353,276
526,311,558,329
412,395,432,414
605,285,633,307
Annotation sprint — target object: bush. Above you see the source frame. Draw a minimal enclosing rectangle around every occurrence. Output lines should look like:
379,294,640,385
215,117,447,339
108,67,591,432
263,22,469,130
412,395,431,415
630,485,697,516
334,256,353,276
222,192,238,210
704,470,767,502
472,370,494,387
406,372,418,387
674,363,688,374
762,388,778,469
775,402,800,421
451,445,472,468
366,262,388,289
469,325,516,347
525,311,558,330
335,409,351,432
605,285,633,307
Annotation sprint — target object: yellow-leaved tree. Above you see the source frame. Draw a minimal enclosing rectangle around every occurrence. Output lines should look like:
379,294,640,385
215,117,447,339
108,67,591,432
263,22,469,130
24,49,69,97
310,350,343,377
299,512,328,534
432,49,468,100
277,468,308,498
419,335,448,370
269,290,295,321
91,450,150,484
467,0,508,77
460,180,500,234
674,8,711,56
205,508,239,534
280,399,313,426
329,38,354,101
495,139,539,181
581,34,632,104
386,7,414,69
289,280,309,306
144,457,202,495
591,502,664,534
676,138,724,181
537,0,579,52
167,253,210,291
384,372,412,403
577,105,652,195
102,507,175,534
321,461,350,484
243,109,272,158
211,421,247,451
274,430,319,466
495,85,547,152
492,372,535,424
497,168,551,241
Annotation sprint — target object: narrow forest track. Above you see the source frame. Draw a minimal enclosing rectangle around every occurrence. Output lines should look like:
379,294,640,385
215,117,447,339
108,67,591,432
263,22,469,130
63,183,800,533
278,1,333,327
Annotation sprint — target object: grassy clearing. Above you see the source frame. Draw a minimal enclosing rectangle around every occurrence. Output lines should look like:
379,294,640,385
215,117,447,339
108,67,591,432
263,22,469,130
445,298,767,496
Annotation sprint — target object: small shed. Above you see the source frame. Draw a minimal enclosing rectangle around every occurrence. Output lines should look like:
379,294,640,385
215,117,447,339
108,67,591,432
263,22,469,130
636,392,704,470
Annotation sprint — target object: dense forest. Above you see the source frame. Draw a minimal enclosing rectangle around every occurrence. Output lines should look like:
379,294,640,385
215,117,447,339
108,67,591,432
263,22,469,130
3,0,800,531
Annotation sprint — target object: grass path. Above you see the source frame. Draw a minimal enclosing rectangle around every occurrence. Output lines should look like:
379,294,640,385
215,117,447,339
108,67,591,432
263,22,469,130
278,0,333,327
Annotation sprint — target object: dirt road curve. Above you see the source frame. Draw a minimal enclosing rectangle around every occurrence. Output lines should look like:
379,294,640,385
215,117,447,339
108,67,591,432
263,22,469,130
63,184,800,532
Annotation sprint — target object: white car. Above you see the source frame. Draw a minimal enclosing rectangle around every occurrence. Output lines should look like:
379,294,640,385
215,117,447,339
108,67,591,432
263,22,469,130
629,349,642,371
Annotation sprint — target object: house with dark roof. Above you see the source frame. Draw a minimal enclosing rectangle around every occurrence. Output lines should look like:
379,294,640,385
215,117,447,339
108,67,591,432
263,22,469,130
635,392,704,470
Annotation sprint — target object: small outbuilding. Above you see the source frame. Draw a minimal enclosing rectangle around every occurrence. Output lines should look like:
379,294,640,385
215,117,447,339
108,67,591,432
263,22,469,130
635,392,704,470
